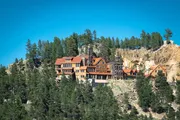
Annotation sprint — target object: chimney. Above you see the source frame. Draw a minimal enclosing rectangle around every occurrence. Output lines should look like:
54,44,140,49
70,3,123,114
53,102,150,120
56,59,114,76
88,45,93,66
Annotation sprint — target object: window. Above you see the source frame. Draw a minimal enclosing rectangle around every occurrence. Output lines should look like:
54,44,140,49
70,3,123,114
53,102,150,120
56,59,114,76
81,70,84,72
76,63,80,67
81,75,84,78
63,63,72,67
76,70,79,72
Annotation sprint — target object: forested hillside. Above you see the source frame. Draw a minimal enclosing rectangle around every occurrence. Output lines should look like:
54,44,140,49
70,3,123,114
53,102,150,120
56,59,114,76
0,28,177,120
25,29,171,67
0,62,156,120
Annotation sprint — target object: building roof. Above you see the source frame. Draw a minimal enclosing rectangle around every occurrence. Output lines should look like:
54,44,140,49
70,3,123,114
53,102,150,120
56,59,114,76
72,56,82,63
146,65,166,77
55,58,65,65
55,56,82,65
150,65,166,71
123,69,132,73
93,57,104,65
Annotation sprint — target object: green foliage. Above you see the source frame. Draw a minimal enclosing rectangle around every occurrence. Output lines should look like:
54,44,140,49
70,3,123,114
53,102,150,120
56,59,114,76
24,29,166,68
176,81,180,104
164,28,173,44
155,71,174,103
0,65,7,77
166,105,175,120
151,32,163,49
176,107,180,120
136,71,154,110
151,71,174,114
0,28,173,119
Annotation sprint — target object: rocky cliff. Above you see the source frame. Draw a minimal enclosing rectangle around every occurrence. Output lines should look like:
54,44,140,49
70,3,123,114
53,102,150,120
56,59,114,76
116,44,180,82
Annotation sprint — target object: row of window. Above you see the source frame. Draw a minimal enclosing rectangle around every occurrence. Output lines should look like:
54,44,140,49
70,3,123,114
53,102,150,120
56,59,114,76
61,63,81,67
63,63,72,67
76,70,85,72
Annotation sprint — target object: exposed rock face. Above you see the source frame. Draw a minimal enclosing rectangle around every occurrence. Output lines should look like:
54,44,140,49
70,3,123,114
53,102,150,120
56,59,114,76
116,44,180,82
78,43,102,56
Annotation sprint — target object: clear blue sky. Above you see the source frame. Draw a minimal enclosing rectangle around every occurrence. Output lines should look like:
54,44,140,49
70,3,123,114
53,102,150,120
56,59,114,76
0,0,180,66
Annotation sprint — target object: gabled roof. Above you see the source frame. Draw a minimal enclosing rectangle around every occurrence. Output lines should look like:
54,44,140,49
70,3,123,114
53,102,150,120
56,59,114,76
92,57,105,65
55,58,65,65
72,56,82,63
55,56,82,64
147,65,166,77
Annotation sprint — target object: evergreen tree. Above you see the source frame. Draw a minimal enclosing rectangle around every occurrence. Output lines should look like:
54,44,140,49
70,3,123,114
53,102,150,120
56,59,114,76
112,37,115,47
151,32,163,49
166,105,175,120
140,30,146,48
155,71,174,103
26,39,32,59
164,28,173,44
93,30,97,41
66,36,78,56
136,71,154,111
38,39,43,56
176,81,180,104
93,85,120,120
146,33,151,49
115,38,120,48
176,107,180,120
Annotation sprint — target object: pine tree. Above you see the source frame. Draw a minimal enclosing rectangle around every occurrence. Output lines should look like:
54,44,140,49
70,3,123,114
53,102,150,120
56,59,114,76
66,36,78,56
136,71,154,111
38,40,42,56
93,30,97,41
176,107,180,120
155,71,174,103
164,28,172,44
26,39,32,59
115,38,120,48
176,81,180,104
166,105,175,120
140,30,146,48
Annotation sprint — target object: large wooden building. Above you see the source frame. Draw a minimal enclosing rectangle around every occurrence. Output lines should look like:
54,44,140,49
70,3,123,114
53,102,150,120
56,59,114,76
55,55,112,81
55,54,138,83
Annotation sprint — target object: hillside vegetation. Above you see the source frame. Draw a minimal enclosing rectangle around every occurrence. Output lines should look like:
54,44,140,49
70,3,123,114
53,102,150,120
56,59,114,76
1,29,180,120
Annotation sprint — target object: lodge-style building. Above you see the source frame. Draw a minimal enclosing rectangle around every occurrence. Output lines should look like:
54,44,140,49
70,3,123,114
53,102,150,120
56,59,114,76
55,54,138,83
